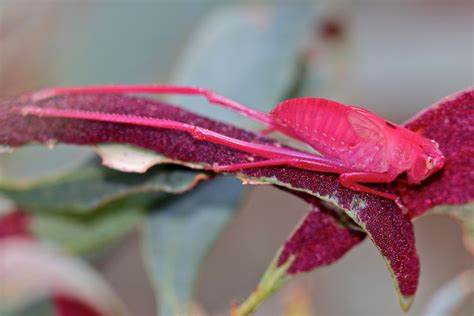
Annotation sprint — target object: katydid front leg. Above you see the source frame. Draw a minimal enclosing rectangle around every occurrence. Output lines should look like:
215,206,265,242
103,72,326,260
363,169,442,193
339,172,401,205
214,160,399,202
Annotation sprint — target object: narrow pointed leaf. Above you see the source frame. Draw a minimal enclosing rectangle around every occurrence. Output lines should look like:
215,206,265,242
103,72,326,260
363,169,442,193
277,202,366,274
0,159,208,255
0,159,208,214
237,202,365,316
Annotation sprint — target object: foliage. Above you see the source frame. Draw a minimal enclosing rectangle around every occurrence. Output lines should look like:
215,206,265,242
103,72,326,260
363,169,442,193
0,3,472,316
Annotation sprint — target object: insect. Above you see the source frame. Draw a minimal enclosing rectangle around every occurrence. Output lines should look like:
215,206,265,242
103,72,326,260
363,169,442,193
12,85,445,203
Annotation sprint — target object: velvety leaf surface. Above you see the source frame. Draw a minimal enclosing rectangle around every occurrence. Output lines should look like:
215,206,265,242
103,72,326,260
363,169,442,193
278,203,366,274
236,201,366,316
397,88,474,218
0,159,208,214
0,93,418,305
143,176,242,316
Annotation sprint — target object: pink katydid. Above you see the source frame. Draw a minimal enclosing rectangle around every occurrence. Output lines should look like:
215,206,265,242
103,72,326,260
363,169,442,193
11,85,445,204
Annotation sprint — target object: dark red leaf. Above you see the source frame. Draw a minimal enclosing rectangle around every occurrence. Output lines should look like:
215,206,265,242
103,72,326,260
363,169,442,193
0,209,33,239
397,88,474,218
278,204,365,274
54,294,102,316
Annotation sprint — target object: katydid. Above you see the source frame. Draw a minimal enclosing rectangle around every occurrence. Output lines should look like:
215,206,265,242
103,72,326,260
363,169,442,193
12,85,445,203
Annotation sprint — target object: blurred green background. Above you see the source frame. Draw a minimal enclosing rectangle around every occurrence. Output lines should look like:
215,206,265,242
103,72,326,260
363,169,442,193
0,0,472,315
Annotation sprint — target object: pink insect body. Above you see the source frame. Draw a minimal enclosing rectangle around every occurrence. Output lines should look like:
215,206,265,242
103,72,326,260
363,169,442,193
12,85,445,204
271,98,445,184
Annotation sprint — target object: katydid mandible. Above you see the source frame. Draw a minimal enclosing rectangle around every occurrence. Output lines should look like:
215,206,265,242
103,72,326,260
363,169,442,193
13,85,445,203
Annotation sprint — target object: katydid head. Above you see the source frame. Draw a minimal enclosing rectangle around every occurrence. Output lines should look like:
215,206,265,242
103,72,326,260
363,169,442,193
407,139,445,184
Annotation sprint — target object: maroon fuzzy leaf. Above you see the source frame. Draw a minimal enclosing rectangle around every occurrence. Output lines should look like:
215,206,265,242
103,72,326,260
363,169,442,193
0,209,32,239
278,203,366,274
0,93,418,306
397,88,474,218
54,294,102,316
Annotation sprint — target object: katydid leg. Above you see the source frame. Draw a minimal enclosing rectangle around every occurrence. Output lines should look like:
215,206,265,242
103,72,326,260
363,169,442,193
11,105,400,202
11,106,331,163
339,172,398,201
259,127,276,136
216,161,399,203
213,158,348,174
27,85,273,127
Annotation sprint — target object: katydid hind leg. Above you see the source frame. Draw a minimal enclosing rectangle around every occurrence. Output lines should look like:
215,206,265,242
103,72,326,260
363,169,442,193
27,85,273,127
213,157,348,174
12,105,403,203
11,106,332,164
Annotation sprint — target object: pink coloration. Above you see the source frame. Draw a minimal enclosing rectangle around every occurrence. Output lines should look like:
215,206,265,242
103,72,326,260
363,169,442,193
14,106,341,170
28,85,273,126
0,210,32,239
272,98,445,184
11,85,445,202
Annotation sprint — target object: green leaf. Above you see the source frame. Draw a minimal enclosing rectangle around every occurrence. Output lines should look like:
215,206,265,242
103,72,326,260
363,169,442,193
30,206,144,255
142,176,243,316
0,158,209,256
168,3,314,127
1,299,55,316
0,159,209,214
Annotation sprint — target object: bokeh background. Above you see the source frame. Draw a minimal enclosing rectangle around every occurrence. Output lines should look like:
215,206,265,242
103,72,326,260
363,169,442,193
0,0,473,315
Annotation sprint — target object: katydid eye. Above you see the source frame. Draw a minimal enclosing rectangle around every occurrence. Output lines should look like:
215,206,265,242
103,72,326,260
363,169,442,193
426,157,434,170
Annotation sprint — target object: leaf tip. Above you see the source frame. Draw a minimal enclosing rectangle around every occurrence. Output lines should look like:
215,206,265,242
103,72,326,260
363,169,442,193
399,294,414,312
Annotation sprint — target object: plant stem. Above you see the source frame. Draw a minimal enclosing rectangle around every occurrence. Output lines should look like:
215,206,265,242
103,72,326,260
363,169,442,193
235,256,294,316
